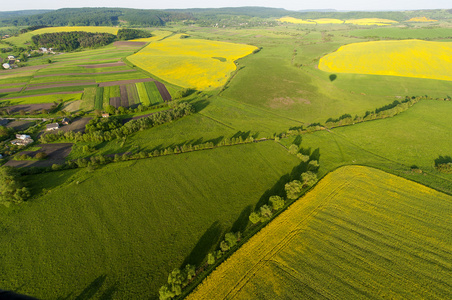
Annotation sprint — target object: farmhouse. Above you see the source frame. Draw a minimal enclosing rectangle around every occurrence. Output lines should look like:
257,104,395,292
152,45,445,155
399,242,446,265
11,137,33,146
2,63,11,69
16,134,31,140
7,55,15,60
62,117,71,125
102,113,110,118
46,123,60,131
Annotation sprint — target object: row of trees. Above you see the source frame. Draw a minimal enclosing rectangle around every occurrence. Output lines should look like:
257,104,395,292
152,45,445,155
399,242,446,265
0,167,30,204
31,31,116,51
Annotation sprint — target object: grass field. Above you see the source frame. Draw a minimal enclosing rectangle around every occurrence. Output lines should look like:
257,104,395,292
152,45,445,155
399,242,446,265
0,92,82,105
188,165,452,299
0,142,299,299
127,33,257,90
319,40,452,81
348,27,452,39
136,82,150,105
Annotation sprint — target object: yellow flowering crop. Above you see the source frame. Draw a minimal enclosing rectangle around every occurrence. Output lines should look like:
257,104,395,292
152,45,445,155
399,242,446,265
278,17,343,24
345,18,398,26
127,33,257,90
319,39,452,81
187,165,452,299
407,16,438,22
31,26,119,35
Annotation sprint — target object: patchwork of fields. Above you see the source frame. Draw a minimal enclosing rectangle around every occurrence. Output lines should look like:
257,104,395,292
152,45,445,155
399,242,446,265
188,165,452,299
0,38,172,110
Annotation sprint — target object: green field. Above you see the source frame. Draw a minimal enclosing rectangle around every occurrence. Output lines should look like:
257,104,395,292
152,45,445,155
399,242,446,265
348,27,452,39
0,93,83,105
188,165,452,299
0,142,299,299
144,81,164,104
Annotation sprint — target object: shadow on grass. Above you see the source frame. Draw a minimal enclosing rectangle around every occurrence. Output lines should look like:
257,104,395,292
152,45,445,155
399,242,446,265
181,221,222,267
231,205,253,233
57,275,118,300
191,99,210,113
435,155,452,166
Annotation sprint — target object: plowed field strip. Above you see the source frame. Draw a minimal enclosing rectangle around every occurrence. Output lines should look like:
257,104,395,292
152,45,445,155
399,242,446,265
25,82,97,91
0,82,28,87
110,97,121,108
98,78,154,87
120,85,128,107
34,70,137,78
0,87,23,93
80,62,126,68
28,80,96,87
155,81,172,101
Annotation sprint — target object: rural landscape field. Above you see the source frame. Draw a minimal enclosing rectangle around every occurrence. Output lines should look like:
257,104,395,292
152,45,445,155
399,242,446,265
0,4,451,300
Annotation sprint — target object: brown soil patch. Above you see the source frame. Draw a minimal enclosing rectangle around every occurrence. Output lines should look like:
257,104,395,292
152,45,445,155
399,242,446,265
26,81,96,91
80,62,126,68
52,117,92,133
267,97,311,109
98,78,154,87
34,70,136,78
0,82,28,87
0,91,83,101
155,81,172,101
110,97,121,108
0,87,23,93
114,41,147,47
4,143,73,168
120,85,128,107
5,120,35,131
4,103,54,113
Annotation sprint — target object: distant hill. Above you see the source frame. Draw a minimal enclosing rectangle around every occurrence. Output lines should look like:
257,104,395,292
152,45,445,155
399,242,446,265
0,10,53,19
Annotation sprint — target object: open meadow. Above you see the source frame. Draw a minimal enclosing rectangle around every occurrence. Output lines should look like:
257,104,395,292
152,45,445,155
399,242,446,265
188,165,452,299
0,142,300,299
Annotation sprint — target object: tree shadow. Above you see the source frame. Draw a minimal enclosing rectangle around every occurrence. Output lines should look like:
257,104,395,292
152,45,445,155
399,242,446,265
57,275,117,300
434,155,452,166
181,221,222,267
329,74,337,82
254,173,291,209
232,131,251,140
191,99,210,112
206,136,224,145
230,205,252,233
292,135,302,147
310,148,321,161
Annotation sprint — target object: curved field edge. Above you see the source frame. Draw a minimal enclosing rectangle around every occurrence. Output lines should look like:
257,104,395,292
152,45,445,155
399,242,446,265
318,40,452,82
187,165,452,300
126,34,258,90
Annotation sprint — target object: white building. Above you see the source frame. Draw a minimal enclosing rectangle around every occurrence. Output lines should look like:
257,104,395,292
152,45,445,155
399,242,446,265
16,134,31,140
2,63,10,69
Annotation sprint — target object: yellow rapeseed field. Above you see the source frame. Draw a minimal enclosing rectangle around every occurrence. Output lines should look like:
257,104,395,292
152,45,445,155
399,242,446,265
187,165,452,299
345,18,398,26
31,26,119,35
407,16,438,22
318,39,452,81
127,33,257,90
277,17,316,24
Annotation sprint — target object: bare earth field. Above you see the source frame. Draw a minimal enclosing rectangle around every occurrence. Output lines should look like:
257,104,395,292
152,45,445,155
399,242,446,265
4,143,72,168
0,87,23,93
5,103,54,113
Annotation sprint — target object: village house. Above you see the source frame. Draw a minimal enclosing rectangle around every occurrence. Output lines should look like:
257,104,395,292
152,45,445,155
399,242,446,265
7,55,15,60
46,123,60,131
2,63,11,69
102,113,110,118
62,117,71,125
11,134,33,146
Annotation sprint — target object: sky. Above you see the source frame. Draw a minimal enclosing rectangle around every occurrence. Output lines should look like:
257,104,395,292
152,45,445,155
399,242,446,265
3,0,451,12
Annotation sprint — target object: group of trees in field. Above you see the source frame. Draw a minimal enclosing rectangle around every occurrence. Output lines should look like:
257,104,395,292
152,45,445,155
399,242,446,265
31,31,116,51
0,167,30,204
85,117,122,133
40,102,195,144
116,28,152,40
